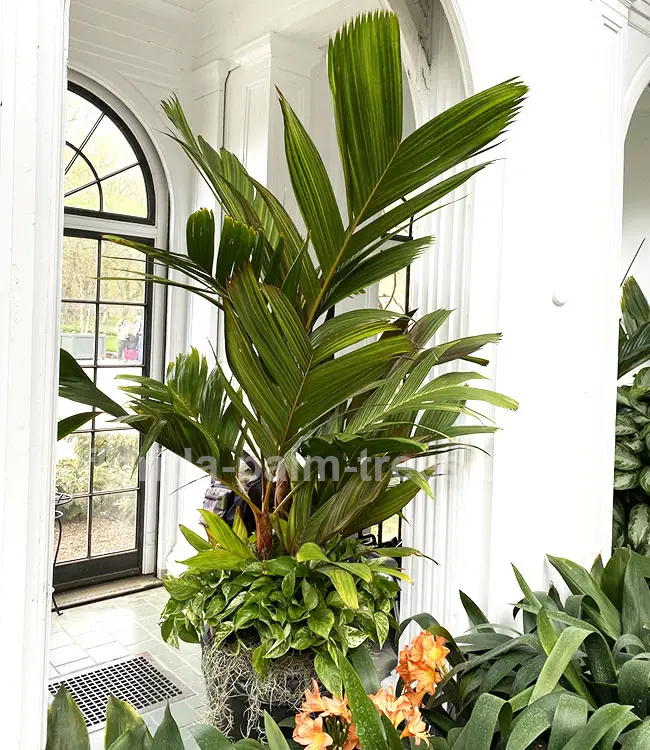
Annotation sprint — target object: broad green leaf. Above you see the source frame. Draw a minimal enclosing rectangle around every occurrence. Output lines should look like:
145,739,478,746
628,504,650,552
107,725,150,750
561,704,635,750
191,724,235,750
151,704,184,749
46,687,90,750
349,645,381,693
296,543,329,563
105,696,151,749
533,611,594,707
315,652,342,697
321,566,359,609
459,591,493,632
453,693,510,750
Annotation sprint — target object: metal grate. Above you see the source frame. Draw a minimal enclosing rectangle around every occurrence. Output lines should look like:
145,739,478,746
48,653,193,730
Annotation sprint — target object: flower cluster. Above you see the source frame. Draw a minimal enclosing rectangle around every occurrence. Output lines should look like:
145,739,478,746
397,631,450,704
294,681,358,750
293,631,450,750
369,686,428,745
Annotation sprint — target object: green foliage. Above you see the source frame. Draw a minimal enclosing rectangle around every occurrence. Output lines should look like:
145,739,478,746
45,687,290,750
619,276,650,379
161,528,403,676
391,549,650,748
614,367,650,553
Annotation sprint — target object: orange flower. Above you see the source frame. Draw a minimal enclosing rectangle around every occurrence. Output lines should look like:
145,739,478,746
369,686,412,728
400,706,429,746
398,632,449,699
321,694,352,721
302,680,328,714
294,712,334,750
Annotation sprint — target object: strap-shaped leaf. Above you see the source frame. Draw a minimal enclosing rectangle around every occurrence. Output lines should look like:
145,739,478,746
533,611,595,708
548,556,621,640
278,91,345,275
341,656,387,750
198,509,254,559
547,694,589,750
622,276,650,337
368,78,527,217
59,349,126,418
561,704,636,750
58,411,95,440
328,11,402,220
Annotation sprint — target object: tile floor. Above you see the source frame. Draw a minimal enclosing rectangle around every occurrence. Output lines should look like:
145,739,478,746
49,586,206,748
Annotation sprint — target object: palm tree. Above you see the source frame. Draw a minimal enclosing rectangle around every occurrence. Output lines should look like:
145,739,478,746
60,11,526,560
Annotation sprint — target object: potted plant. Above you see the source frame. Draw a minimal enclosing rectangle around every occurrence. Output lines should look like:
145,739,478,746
59,10,526,737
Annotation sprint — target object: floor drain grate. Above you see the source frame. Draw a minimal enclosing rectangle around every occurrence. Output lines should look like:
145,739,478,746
48,652,194,730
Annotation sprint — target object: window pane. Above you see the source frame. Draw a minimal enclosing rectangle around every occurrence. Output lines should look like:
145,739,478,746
56,497,89,562
92,430,140,493
378,269,407,314
65,183,101,212
102,166,148,217
58,367,94,422
60,303,96,362
84,115,138,178
91,491,137,556
94,367,142,429
62,236,98,301
66,92,102,150
99,304,145,364
56,432,92,495
65,145,97,199
100,241,145,303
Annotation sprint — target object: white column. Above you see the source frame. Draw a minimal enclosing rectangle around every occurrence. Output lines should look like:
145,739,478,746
0,0,68,745
225,33,324,221
450,0,625,621
400,2,490,636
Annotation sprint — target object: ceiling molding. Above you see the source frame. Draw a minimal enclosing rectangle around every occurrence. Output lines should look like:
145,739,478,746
601,0,631,32
630,0,650,36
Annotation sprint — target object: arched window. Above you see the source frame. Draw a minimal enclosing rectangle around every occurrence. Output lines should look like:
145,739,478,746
56,78,167,590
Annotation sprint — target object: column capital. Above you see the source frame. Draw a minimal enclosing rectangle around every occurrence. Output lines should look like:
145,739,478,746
190,59,230,100
231,32,324,77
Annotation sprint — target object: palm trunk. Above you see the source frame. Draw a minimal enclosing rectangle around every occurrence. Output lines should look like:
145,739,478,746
255,512,272,559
